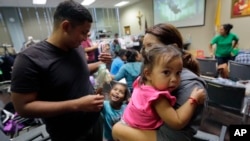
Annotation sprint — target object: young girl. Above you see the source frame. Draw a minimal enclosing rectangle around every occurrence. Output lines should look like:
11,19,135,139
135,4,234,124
121,45,205,130
102,82,129,141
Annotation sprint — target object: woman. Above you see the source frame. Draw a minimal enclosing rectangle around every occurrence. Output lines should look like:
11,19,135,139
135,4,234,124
112,23,207,141
112,49,142,93
110,49,127,75
209,23,239,65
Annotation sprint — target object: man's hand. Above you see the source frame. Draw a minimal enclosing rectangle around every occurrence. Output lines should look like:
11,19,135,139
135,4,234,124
98,52,112,64
77,95,104,112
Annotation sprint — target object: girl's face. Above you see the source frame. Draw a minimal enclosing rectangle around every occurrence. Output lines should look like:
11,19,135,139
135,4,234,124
109,84,126,103
145,57,183,91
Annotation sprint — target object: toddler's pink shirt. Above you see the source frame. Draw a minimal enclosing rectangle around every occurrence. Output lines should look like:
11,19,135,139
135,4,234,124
122,77,176,129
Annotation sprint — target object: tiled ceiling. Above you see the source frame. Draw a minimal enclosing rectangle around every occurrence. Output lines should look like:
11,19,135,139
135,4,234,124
0,0,142,8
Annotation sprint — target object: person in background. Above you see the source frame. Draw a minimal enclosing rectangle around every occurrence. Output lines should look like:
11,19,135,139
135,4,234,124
110,39,121,57
132,34,144,52
11,1,112,141
234,51,250,64
112,49,142,92
20,36,36,51
209,23,239,65
102,82,129,141
119,45,205,134
112,23,207,141
114,33,125,49
110,49,127,75
82,32,99,63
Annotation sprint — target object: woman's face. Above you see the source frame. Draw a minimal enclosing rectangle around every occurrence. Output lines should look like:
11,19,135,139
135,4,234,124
143,33,163,51
219,26,226,35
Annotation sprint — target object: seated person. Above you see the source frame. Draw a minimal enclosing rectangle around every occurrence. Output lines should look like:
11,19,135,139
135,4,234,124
110,49,127,75
111,49,142,92
234,52,250,64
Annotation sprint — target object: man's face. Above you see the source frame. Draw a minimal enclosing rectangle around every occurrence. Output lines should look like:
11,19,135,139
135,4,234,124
65,21,92,49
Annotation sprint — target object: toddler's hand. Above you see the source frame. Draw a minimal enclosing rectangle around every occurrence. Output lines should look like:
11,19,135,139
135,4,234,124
190,87,206,104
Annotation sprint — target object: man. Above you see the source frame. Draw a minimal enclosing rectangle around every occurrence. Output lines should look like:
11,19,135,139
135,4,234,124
11,1,111,141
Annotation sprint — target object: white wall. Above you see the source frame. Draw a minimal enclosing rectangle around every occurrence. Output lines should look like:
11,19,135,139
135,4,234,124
119,0,153,36
120,0,250,56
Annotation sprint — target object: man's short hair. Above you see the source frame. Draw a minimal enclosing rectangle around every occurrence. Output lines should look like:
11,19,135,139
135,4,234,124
53,1,93,27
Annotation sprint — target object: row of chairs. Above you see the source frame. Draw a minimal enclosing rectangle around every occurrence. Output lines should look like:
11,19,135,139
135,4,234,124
197,58,250,81
194,58,250,140
194,79,250,141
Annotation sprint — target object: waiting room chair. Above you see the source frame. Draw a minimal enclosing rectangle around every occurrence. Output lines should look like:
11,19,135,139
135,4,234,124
0,129,10,141
194,125,227,141
204,79,245,116
194,80,246,141
228,60,250,81
12,124,50,141
196,58,218,78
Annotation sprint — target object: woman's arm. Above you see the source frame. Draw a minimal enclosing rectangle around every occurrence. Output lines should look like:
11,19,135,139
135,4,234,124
114,66,126,81
209,44,215,57
112,121,156,141
232,40,238,48
84,44,98,52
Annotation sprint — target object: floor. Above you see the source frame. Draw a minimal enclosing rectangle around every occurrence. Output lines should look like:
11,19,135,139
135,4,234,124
199,106,250,141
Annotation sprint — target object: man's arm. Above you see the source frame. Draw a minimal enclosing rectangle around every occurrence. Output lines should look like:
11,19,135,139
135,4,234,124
11,91,104,118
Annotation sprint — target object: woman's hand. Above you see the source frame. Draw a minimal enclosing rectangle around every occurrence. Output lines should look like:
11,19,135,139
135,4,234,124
209,52,214,58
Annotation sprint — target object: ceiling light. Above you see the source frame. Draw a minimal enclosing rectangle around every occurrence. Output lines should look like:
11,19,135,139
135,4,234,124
33,0,47,5
115,1,129,7
81,0,96,6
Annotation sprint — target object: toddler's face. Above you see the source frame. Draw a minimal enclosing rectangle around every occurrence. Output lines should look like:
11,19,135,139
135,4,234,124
146,57,183,91
109,84,126,103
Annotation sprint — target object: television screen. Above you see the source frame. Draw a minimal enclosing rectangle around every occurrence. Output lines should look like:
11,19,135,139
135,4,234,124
154,0,206,27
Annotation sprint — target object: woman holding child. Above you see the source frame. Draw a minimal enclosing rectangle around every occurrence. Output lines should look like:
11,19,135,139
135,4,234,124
112,23,207,141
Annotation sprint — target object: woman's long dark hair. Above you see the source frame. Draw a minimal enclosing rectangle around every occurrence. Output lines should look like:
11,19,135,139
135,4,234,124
145,23,200,75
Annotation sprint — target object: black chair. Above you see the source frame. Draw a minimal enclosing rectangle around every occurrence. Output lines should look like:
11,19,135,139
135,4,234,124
194,125,227,141
12,124,50,141
194,80,246,141
196,58,218,78
0,129,10,141
205,80,245,116
228,60,250,81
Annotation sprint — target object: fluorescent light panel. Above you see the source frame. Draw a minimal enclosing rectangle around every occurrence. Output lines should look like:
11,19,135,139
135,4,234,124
81,0,96,6
115,1,129,7
33,0,47,5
